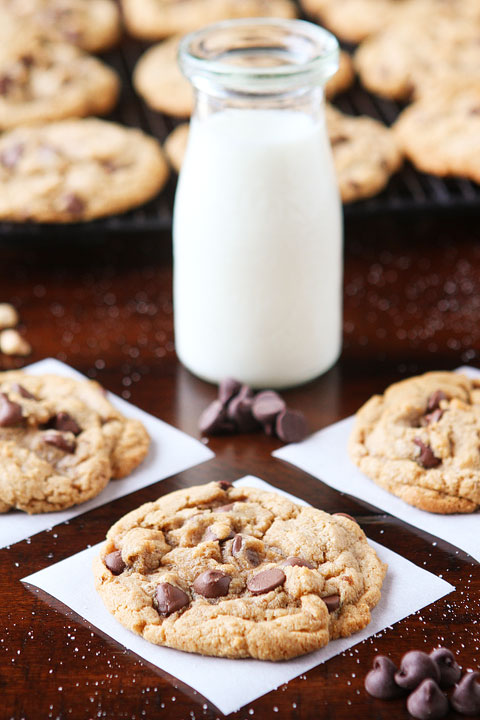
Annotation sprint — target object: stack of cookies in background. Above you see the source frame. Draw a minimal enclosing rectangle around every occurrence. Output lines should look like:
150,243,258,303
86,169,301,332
0,0,478,225
302,0,480,184
0,0,169,222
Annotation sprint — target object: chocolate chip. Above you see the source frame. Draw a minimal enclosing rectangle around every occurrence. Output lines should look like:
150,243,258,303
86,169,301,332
0,75,12,96
10,383,35,399
247,568,286,595
62,192,86,216
156,582,189,616
217,480,232,491
232,534,243,556
331,134,349,146
42,430,76,453
53,411,81,435
193,570,231,598
450,671,480,715
104,550,126,575
227,393,259,433
216,503,235,513
395,650,440,690
252,391,286,425
333,512,357,522
422,408,444,426
275,409,308,443
1,143,23,169
413,438,442,469
231,535,260,565
426,390,447,413
280,556,315,568
364,656,405,699
218,378,242,405
322,594,340,613
406,679,448,720
199,400,235,435
0,393,23,427
429,647,462,687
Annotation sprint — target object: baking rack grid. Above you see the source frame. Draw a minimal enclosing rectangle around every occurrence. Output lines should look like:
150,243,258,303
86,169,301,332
1,32,478,240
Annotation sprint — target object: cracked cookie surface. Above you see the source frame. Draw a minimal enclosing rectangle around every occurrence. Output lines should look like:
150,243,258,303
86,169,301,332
94,482,386,660
349,371,480,514
0,372,150,513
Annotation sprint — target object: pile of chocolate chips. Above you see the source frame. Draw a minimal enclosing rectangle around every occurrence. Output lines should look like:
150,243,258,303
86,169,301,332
364,647,480,719
198,377,308,443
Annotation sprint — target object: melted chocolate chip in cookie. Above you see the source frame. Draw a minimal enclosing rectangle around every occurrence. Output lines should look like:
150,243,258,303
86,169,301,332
0,393,23,426
247,568,286,595
104,550,126,575
42,430,76,453
413,438,442,469
156,583,189,616
193,570,231,598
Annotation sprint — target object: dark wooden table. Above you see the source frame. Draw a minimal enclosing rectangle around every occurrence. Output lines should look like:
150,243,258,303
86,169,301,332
1,210,479,720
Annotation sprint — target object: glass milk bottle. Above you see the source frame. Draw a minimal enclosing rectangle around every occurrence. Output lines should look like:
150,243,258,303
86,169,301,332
173,18,343,388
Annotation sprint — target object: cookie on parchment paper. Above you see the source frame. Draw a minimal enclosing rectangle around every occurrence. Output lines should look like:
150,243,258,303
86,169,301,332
134,36,354,118
122,0,296,42
94,481,386,660
349,371,480,514
0,119,169,222
0,372,150,514
0,0,121,53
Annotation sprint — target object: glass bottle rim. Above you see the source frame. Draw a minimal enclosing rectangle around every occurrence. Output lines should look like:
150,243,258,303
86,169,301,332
178,18,339,94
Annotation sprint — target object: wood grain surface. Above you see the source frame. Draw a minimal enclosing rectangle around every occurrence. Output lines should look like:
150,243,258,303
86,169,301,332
1,212,479,720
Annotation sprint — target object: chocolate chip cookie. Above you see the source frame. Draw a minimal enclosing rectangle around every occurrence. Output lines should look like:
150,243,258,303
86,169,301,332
94,481,386,660
122,0,296,41
0,0,121,53
0,19,119,129
0,118,169,222
134,36,353,119
0,372,150,513
349,372,480,514
394,81,480,184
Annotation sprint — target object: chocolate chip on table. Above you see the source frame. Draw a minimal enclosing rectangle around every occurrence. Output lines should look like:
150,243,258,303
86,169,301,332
450,671,480,715
53,411,81,435
156,582,189,616
104,550,126,575
364,656,406,699
429,647,462,687
413,438,442,469
406,679,448,720
218,377,242,405
42,430,76,453
321,594,340,613
395,650,440,690
226,393,259,433
275,409,308,443
199,399,235,435
10,383,35,400
426,390,447,413
280,556,315,569
247,568,286,595
252,390,286,425
193,570,231,598
0,393,23,427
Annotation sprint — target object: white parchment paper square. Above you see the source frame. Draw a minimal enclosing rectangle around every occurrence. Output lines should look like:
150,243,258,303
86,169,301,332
274,366,480,563
22,476,454,716
0,358,213,548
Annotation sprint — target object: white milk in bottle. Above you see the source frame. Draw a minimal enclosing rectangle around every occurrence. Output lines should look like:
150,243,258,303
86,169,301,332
173,19,343,388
